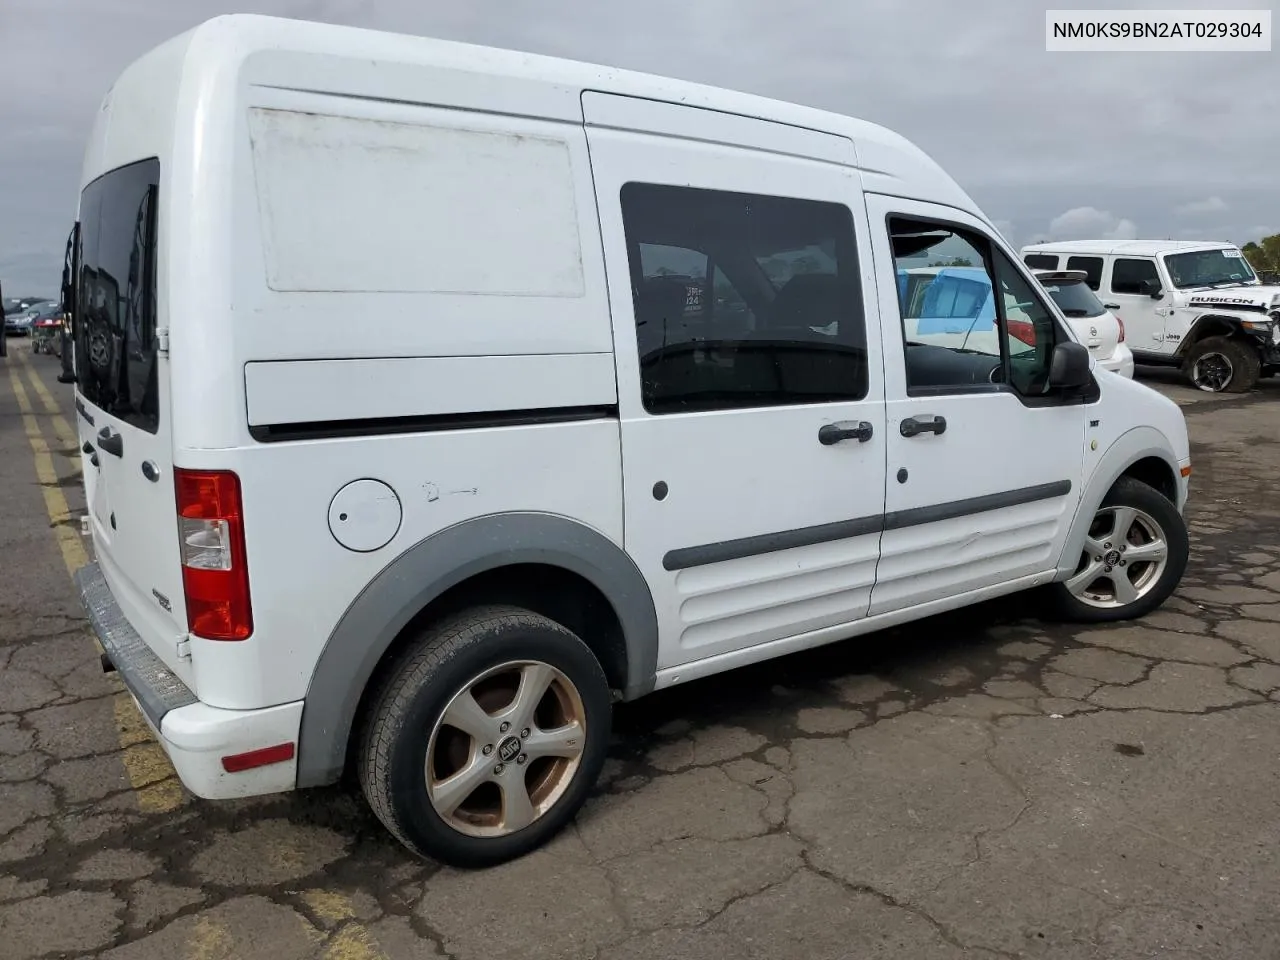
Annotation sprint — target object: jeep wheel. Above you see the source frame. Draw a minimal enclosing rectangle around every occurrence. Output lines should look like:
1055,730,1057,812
1047,477,1188,623
358,605,611,867
1183,336,1259,393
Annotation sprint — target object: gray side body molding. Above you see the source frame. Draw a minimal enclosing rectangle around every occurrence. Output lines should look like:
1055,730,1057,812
295,511,659,788
1054,426,1181,580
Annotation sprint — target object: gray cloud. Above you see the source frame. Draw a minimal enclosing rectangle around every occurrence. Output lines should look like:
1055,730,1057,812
2,0,1277,294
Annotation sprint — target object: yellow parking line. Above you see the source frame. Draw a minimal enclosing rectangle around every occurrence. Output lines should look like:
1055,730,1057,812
19,349,79,454
16,356,385,958
9,355,183,813
6,359,89,575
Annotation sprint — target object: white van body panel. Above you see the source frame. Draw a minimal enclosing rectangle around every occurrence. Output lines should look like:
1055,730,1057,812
72,14,1190,803
582,92,887,670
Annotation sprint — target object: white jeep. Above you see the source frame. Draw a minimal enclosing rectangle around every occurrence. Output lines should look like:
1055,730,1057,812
1020,240,1280,392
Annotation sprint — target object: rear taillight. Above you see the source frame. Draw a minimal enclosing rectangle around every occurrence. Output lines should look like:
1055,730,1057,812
175,468,253,641
1115,314,1125,342
1007,319,1036,345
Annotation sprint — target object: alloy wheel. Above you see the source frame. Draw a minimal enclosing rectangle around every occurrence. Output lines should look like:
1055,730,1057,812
425,660,586,838
1191,351,1233,392
1065,505,1169,609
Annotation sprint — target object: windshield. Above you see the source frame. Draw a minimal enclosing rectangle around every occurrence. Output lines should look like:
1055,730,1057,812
1164,248,1257,289
1038,278,1106,318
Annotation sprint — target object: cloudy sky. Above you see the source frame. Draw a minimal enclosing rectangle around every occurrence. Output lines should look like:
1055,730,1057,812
2,0,1277,295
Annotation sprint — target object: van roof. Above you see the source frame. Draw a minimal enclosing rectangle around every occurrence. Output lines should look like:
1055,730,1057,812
1021,239,1237,258
85,13,978,213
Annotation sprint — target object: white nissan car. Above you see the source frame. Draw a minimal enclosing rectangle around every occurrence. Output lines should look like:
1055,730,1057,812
1032,269,1134,379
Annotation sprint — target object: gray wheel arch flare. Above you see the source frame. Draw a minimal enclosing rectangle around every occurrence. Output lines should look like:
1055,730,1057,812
1055,426,1183,582
295,512,659,788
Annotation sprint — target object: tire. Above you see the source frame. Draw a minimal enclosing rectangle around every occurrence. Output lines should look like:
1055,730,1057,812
358,605,611,867
1182,336,1260,393
1046,476,1189,623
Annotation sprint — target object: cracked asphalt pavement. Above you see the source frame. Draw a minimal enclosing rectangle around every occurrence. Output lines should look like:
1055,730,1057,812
2,348,1280,960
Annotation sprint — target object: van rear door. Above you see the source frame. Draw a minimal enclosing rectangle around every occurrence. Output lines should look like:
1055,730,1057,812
75,158,189,677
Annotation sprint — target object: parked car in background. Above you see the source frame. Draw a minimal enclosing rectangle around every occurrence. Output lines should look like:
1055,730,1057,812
895,265,1134,379
31,302,68,355
4,297,55,337
1032,269,1134,379
1021,240,1280,392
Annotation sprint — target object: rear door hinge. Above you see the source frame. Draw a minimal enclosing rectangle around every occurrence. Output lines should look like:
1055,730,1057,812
157,328,170,356
176,636,191,660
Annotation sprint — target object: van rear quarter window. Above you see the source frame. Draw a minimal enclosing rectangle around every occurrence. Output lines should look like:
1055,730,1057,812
75,158,160,434
246,108,584,296
619,182,867,414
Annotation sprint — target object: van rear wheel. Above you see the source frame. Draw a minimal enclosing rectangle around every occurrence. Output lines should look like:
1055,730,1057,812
1183,336,1259,393
1047,477,1188,623
358,605,611,867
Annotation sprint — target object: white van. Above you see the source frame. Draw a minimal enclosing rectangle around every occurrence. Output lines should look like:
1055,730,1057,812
73,14,1193,867
1021,240,1280,392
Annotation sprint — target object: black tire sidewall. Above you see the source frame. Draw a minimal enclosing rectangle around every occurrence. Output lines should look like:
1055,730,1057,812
1054,478,1189,623
1187,336,1259,393
383,619,611,867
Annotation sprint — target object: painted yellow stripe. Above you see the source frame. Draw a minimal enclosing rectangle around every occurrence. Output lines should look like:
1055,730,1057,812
16,356,385,958
10,354,182,813
20,350,80,455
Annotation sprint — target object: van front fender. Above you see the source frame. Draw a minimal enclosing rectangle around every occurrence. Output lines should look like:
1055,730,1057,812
1054,426,1182,580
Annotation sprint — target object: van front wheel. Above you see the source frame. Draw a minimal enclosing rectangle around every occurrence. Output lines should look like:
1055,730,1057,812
358,605,611,867
1048,477,1189,623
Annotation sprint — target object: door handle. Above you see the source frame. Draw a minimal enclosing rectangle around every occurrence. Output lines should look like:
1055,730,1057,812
96,426,123,458
1103,302,1120,310
900,415,947,438
818,420,873,445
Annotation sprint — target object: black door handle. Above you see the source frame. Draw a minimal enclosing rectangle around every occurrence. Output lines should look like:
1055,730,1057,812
97,426,123,458
1103,302,1121,310
900,415,947,438
819,420,874,445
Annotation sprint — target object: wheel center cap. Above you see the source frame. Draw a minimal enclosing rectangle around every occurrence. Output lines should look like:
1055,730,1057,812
497,736,522,763
1104,549,1122,566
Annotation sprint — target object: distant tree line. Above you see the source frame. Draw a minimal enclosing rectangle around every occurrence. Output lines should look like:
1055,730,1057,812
1241,233,1280,279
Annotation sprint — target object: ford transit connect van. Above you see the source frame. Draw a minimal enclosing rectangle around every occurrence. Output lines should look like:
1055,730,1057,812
72,14,1192,867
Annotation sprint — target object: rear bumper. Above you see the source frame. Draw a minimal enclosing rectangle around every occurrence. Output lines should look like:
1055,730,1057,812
74,561,302,800
1098,344,1135,379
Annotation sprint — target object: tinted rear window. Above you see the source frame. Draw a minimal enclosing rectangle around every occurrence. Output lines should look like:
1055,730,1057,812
1023,253,1058,270
1039,278,1106,318
75,158,160,434
1065,256,1103,290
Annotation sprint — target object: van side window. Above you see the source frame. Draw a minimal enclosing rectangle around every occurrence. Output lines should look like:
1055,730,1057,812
619,183,867,414
889,216,1060,398
1066,256,1103,290
74,158,161,434
1023,254,1058,270
1110,258,1159,295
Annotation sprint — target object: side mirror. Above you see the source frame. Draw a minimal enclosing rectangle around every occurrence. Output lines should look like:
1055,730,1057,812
1047,341,1091,390
1140,278,1163,298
